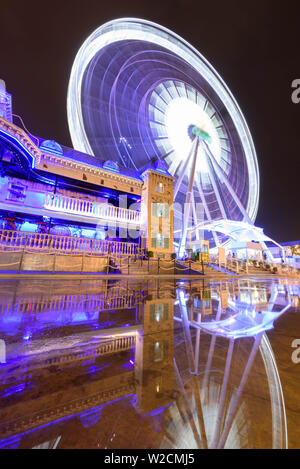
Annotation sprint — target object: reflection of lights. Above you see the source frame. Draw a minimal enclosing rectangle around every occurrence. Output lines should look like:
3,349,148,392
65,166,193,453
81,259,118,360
0,395,134,448
226,317,235,325
143,404,170,418
184,283,291,339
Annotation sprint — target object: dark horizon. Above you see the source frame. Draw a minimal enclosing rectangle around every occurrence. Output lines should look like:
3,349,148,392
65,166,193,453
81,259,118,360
1,0,299,242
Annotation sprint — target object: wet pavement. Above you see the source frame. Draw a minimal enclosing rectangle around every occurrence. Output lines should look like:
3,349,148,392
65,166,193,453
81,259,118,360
0,276,299,449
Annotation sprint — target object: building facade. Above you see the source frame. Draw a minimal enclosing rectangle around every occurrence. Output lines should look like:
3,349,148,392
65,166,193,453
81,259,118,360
0,82,175,258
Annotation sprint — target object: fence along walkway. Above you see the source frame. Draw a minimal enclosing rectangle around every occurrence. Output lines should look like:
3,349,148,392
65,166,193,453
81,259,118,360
0,230,140,256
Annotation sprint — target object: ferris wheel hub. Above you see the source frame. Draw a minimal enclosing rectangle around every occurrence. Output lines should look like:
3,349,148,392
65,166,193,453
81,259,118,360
191,126,212,144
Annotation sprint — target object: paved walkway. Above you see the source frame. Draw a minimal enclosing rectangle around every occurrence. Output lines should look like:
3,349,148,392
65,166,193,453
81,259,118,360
0,272,298,280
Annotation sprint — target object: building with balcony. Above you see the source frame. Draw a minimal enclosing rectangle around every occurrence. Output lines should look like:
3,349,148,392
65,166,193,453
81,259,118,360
0,82,175,258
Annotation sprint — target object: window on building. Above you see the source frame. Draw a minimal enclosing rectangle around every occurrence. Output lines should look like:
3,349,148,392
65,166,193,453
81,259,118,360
153,341,164,362
150,303,169,322
156,182,164,193
151,233,169,249
152,202,169,218
7,182,26,202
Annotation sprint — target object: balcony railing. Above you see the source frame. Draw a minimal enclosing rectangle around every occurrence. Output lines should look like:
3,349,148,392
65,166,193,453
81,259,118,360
0,230,140,256
44,194,141,224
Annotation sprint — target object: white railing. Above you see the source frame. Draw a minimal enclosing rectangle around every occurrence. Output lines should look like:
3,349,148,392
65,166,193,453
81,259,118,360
44,193,141,224
0,292,143,316
0,230,140,256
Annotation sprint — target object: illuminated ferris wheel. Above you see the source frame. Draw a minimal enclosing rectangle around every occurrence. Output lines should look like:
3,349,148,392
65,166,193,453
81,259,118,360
67,18,259,254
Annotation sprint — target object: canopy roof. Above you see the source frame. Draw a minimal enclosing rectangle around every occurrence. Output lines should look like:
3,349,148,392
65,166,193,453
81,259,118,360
190,219,279,244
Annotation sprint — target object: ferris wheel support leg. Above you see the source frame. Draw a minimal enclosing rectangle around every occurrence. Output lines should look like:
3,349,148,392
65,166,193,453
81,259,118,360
178,290,195,373
174,358,203,448
178,138,199,257
202,300,223,396
268,286,279,311
191,193,200,241
174,137,198,199
211,338,235,448
195,178,220,247
203,141,253,225
217,332,263,449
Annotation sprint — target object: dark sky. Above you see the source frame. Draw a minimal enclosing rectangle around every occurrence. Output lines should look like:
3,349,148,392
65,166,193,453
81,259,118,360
0,0,299,242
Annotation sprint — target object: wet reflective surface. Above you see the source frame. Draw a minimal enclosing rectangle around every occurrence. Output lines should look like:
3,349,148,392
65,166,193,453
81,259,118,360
0,277,299,449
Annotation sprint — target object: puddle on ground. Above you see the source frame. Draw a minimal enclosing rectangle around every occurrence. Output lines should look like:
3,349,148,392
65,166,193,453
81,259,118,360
0,277,299,449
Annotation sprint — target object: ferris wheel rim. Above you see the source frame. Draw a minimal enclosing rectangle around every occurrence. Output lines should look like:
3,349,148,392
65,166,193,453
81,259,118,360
67,17,260,222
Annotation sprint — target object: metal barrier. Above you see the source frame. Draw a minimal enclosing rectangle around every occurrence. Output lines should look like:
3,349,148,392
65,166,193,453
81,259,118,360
210,254,299,276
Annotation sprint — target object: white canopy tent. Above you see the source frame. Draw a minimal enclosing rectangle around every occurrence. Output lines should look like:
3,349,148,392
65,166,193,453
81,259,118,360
188,219,285,262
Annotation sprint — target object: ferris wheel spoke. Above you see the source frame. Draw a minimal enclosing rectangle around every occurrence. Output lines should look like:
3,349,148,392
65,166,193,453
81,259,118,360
162,81,174,100
154,136,169,141
149,101,165,115
149,118,166,126
183,83,189,100
173,81,182,98
168,154,182,177
153,90,168,109
220,146,231,153
162,148,175,163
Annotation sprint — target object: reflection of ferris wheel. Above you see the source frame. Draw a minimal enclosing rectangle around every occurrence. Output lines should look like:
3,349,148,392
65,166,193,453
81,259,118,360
67,18,259,254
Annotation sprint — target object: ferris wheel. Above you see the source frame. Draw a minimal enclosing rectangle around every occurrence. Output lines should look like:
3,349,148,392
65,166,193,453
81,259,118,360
67,18,259,255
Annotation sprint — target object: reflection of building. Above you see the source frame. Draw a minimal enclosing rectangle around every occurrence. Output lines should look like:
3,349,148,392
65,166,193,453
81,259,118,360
0,278,293,448
191,288,212,317
134,295,174,414
0,280,175,447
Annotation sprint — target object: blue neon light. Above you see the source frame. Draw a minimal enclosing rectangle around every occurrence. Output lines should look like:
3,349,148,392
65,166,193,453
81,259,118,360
0,128,36,169
143,404,171,418
0,393,134,447
40,140,63,156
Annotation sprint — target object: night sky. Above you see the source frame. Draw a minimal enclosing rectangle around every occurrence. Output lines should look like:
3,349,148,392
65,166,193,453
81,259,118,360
1,0,299,242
